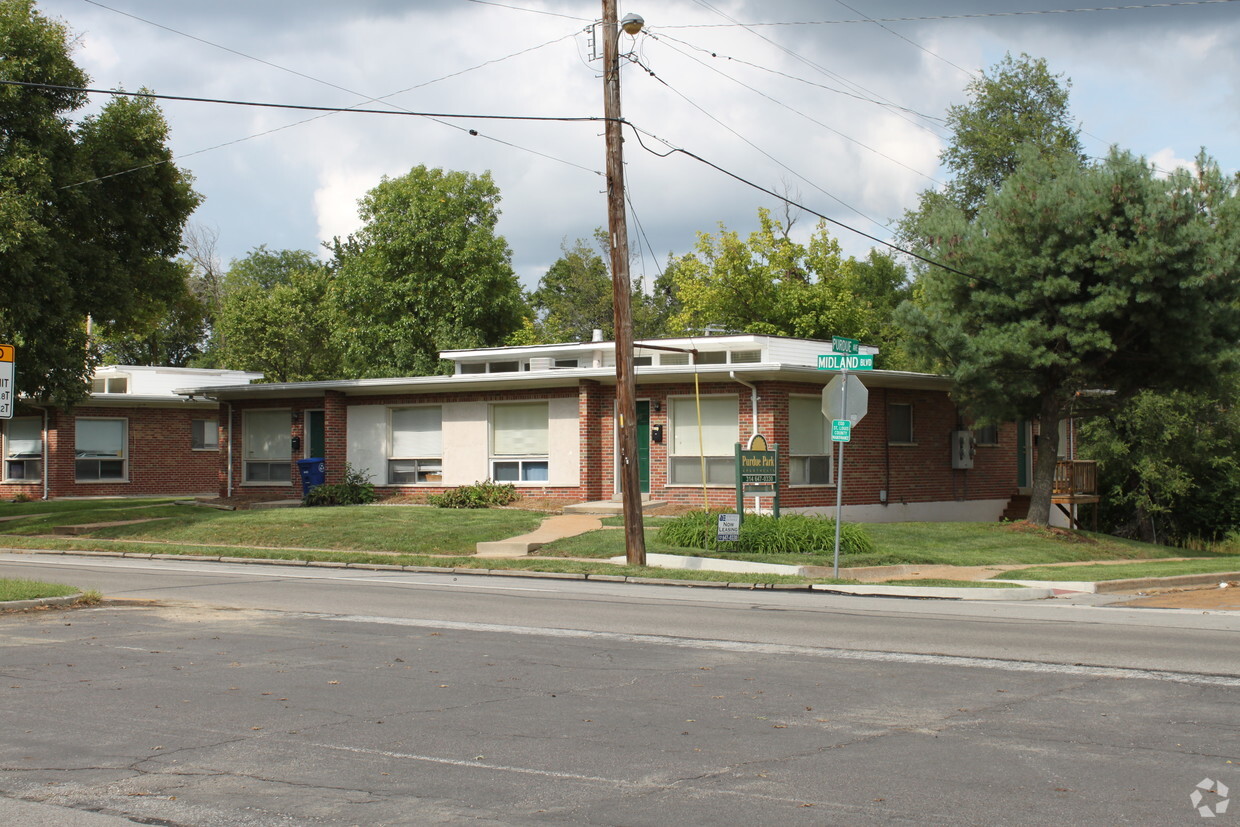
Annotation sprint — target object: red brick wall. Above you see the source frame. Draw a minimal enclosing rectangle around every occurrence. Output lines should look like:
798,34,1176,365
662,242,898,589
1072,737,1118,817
1,405,223,499
215,379,1021,509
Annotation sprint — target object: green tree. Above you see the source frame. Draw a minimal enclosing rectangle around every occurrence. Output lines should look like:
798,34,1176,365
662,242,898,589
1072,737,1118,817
1081,379,1240,544
940,52,1084,216
214,247,340,382
0,0,200,406
530,236,614,342
898,149,1240,526
663,208,910,366
329,166,526,376
95,262,208,366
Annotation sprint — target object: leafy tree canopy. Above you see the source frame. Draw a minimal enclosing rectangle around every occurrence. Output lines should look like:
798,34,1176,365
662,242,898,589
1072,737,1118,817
214,247,340,383
662,207,911,366
899,148,1240,523
940,52,1084,216
329,166,526,377
0,0,200,406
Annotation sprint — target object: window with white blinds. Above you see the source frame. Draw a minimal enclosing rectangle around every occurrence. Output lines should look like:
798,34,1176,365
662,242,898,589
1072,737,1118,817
244,410,291,484
389,406,443,484
491,402,548,456
668,396,736,485
3,417,42,481
491,402,549,482
75,418,127,481
788,395,832,485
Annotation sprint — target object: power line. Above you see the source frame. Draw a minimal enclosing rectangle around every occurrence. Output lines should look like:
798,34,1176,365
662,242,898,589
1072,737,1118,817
648,29,947,126
831,0,975,78
463,0,594,22
645,34,944,189
624,122,996,287
662,1,1240,28
0,79,603,123
70,3,599,183
681,0,953,143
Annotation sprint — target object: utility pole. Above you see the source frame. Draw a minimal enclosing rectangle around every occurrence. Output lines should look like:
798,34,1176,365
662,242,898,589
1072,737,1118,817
602,0,646,566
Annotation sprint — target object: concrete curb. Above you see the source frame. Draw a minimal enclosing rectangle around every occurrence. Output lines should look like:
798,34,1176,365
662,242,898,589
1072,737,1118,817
0,592,86,611
5,547,1229,602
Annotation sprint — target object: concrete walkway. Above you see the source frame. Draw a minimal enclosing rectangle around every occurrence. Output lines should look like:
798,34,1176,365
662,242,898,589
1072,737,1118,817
475,514,603,558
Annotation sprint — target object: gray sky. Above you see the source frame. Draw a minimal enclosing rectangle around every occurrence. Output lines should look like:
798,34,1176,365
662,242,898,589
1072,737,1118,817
36,0,1240,288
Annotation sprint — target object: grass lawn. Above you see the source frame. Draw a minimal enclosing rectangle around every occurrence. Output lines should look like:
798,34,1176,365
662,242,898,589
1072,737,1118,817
0,578,81,601
998,557,1240,582
0,500,544,555
2,498,1229,585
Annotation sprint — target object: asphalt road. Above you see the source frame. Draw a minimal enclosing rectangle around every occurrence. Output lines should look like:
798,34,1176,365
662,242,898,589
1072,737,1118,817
1,552,1237,825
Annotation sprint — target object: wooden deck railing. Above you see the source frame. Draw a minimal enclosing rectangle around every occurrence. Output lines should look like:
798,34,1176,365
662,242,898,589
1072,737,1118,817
1053,460,1097,497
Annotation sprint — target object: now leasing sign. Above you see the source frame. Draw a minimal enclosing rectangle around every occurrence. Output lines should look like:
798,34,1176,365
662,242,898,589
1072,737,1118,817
817,353,874,371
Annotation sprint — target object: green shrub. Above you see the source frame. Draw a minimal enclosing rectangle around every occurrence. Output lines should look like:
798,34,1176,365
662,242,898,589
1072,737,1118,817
303,464,377,507
658,510,876,556
427,479,518,509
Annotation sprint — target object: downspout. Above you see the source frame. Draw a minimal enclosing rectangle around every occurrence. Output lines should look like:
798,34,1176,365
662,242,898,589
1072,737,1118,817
32,405,50,501
226,401,234,498
729,372,759,437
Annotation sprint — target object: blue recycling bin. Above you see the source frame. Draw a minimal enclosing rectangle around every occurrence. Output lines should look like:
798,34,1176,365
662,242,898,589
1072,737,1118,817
297,458,326,496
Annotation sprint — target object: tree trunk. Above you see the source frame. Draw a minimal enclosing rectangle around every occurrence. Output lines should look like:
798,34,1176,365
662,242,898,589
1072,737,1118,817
1025,395,1063,527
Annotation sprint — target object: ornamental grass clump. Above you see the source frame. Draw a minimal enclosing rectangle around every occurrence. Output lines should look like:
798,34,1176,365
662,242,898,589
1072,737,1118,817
658,511,876,556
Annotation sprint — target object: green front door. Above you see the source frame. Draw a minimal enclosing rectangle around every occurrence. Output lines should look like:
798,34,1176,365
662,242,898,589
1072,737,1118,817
636,401,651,494
307,410,326,459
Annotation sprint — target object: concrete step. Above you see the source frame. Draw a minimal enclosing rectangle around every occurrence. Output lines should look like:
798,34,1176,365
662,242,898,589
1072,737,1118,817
562,500,667,516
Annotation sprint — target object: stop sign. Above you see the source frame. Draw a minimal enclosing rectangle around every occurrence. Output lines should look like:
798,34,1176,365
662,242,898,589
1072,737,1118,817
822,373,868,425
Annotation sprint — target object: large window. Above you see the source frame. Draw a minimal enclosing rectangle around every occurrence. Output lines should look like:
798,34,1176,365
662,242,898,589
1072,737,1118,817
389,406,442,484
192,419,219,451
888,403,914,444
75,418,127,481
788,396,832,485
491,402,549,482
668,396,736,485
244,410,291,483
3,417,42,482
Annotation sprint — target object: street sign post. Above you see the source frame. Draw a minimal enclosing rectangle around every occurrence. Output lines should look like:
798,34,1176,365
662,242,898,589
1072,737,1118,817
0,345,14,420
818,342,876,576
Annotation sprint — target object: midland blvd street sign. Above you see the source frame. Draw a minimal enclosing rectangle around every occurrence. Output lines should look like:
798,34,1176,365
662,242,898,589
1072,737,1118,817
822,373,868,425
817,353,874,371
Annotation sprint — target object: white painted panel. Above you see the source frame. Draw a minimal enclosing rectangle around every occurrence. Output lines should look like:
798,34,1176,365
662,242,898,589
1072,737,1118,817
548,396,580,486
346,405,387,485
442,401,488,485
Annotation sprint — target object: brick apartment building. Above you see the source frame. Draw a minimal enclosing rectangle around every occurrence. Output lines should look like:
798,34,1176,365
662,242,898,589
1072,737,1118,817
178,334,1036,522
1,366,261,500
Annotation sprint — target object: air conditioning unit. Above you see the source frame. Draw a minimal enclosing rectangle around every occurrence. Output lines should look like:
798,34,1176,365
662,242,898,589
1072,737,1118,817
528,357,554,371
951,430,976,469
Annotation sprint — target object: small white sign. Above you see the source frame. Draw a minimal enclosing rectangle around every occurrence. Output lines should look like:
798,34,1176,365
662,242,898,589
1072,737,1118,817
0,360,13,420
717,513,740,542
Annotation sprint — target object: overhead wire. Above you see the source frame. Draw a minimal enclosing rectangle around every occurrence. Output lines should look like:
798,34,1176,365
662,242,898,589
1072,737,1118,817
645,32,945,188
661,1,1240,28
649,29,947,127
683,0,951,140
623,122,996,287
66,3,600,185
